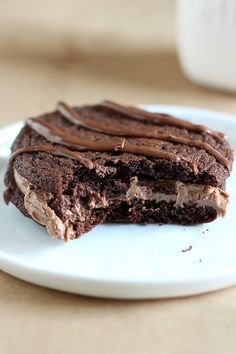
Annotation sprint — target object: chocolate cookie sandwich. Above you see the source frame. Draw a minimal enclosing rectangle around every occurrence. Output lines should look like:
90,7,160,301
4,101,233,241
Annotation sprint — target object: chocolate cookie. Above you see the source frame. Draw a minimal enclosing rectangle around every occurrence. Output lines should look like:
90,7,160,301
4,101,233,241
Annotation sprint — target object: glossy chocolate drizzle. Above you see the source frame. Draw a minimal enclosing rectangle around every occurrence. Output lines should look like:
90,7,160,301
26,118,181,162
11,100,230,171
10,144,94,169
57,101,229,170
101,100,226,140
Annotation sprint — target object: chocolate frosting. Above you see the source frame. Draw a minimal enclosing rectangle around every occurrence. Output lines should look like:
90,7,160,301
101,100,226,139
10,100,231,171
57,101,230,170
26,117,181,162
10,144,94,169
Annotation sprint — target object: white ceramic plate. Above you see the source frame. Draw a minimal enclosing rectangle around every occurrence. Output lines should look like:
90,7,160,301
0,105,236,299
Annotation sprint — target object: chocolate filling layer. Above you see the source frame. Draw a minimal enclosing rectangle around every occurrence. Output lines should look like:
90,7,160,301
14,169,229,241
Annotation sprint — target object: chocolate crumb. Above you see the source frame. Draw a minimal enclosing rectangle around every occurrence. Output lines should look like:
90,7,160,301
194,258,202,264
181,245,192,253
202,228,209,234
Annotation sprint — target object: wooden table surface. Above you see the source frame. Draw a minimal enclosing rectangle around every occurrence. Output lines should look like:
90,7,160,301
0,54,236,354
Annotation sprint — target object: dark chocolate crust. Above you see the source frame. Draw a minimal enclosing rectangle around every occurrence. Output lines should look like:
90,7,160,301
4,101,233,240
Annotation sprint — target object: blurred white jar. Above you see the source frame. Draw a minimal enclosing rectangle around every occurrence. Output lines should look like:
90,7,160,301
177,0,236,92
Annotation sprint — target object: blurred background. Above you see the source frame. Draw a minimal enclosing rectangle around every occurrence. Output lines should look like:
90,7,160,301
0,0,236,126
